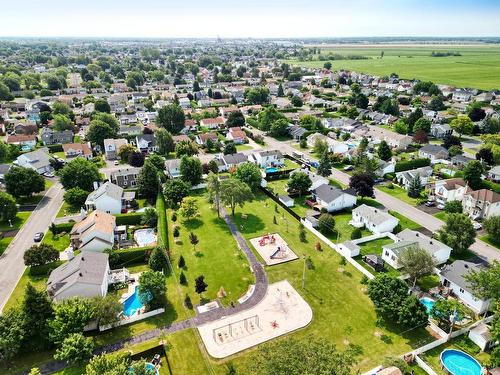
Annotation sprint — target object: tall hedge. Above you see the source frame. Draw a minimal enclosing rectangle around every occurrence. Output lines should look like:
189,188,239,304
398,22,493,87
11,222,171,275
395,158,430,172
111,246,155,267
114,213,142,225
156,192,168,249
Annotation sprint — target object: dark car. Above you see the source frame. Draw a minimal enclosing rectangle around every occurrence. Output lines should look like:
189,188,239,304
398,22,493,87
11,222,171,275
425,201,435,207
33,232,44,242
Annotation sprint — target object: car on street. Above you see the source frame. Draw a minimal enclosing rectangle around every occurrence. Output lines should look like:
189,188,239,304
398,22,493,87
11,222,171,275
437,204,445,210
33,232,44,242
343,165,354,171
114,160,119,165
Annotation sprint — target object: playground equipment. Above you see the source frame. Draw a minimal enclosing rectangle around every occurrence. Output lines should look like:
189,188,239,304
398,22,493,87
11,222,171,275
259,233,276,247
270,246,287,260
213,315,262,344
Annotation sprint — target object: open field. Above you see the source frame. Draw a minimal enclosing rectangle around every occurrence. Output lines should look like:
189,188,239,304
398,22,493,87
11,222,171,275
284,45,500,89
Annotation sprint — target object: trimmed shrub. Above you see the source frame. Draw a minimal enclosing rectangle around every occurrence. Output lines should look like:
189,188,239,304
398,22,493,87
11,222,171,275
52,222,74,234
351,228,362,239
395,158,430,172
29,260,64,276
111,246,155,267
114,213,142,225
47,144,64,153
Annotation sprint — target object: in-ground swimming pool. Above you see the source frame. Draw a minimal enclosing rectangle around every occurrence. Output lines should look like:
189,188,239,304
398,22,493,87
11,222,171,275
419,297,435,315
134,228,157,247
122,287,144,317
265,167,278,173
440,349,482,375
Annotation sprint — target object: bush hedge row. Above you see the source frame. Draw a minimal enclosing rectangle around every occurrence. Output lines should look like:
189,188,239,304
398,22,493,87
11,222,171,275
394,158,430,172
29,260,64,276
111,246,155,267
47,144,64,153
115,213,142,226
52,222,75,234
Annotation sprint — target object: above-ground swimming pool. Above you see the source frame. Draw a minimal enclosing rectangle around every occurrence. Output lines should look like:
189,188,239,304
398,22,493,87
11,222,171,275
440,349,482,375
265,167,278,173
122,287,144,317
134,228,157,247
420,297,435,315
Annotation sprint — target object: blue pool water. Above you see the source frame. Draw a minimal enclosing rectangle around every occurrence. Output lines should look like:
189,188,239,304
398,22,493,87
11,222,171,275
420,297,435,315
123,288,144,317
265,167,278,173
441,349,482,375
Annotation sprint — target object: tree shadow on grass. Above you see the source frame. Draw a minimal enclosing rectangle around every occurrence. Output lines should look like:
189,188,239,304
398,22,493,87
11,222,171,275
183,218,203,230
231,213,266,235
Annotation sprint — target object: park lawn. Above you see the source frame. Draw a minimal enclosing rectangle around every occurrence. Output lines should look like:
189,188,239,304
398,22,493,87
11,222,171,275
377,184,422,206
0,211,31,231
480,234,500,250
56,201,80,217
235,144,253,151
42,232,70,251
223,192,432,372
167,191,254,308
420,336,490,375
0,236,13,256
282,45,500,90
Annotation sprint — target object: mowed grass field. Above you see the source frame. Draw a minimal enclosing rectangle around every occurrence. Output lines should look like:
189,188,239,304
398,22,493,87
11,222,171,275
284,45,500,89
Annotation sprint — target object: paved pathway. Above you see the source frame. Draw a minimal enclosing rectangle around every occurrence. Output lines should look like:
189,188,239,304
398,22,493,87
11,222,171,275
36,207,268,375
0,182,64,313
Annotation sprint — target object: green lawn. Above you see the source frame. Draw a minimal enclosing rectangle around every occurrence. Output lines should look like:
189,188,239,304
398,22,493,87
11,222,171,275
235,144,253,151
168,191,254,308
389,211,422,231
42,232,70,251
433,211,448,221
416,274,440,292
0,237,13,256
3,268,47,312
0,211,31,231
377,184,423,206
480,234,500,250
283,45,500,90
56,201,81,218
284,158,301,170
352,237,400,277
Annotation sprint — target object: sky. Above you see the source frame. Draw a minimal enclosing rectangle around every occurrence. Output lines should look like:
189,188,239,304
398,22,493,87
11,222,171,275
1,0,499,38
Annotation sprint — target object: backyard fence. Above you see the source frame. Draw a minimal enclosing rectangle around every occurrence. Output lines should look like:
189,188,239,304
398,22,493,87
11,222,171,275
259,186,302,221
99,308,165,331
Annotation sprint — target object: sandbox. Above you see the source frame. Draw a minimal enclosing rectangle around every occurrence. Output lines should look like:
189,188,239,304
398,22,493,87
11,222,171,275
197,280,313,358
249,233,299,266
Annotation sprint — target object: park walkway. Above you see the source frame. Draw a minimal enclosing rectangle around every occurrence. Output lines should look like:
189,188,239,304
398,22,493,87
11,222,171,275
37,207,269,374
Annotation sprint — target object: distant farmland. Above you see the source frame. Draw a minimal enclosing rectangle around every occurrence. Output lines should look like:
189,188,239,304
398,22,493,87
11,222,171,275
284,45,500,90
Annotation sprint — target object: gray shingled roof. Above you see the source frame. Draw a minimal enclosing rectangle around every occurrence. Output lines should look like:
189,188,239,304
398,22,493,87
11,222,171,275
312,183,354,203
86,181,123,203
47,251,109,298
439,260,487,295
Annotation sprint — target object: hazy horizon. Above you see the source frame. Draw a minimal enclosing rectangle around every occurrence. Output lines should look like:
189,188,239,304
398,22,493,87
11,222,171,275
1,0,500,39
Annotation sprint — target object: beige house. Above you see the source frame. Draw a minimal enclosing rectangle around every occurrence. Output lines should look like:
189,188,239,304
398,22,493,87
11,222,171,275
462,188,500,220
70,210,116,252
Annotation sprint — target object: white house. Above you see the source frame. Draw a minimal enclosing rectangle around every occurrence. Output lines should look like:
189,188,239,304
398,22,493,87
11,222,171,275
250,150,284,168
381,229,451,269
70,210,116,253
14,148,53,174
418,144,449,164
311,184,357,213
439,260,492,314
165,158,182,178
306,133,349,155
396,166,433,189
219,153,249,172
47,251,110,302
432,178,467,205
103,138,128,160
350,204,399,234
462,188,500,220
488,165,500,182
85,181,135,214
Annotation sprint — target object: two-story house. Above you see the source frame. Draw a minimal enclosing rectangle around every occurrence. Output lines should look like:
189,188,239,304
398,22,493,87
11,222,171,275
85,181,135,214
462,188,500,220
70,210,116,253
103,138,128,160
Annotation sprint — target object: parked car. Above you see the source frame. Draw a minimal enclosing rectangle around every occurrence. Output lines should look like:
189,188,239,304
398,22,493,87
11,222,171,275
343,165,354,171
472,222,482,230
33,232,44,242
114,160,119,165
437,204,445,210
425,201,435,207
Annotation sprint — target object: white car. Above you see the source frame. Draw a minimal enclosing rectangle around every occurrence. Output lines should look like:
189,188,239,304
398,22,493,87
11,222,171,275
437,204,445,210
472,222,482,230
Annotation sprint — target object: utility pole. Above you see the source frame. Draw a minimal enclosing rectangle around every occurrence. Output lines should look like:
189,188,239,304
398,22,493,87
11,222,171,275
302,255,306,289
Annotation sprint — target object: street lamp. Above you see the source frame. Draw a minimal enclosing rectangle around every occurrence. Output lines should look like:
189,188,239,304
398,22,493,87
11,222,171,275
302,255,307,289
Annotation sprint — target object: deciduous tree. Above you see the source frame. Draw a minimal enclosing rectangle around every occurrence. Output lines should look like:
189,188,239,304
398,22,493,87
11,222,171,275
438,213,476,254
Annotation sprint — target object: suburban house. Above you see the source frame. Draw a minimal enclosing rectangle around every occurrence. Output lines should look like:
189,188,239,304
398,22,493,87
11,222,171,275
376,160,396,177
462,188,500,220
488,165,500,182
6,134,37,149
135,134,158,154
381,229,452,269
290,169,328,191
46,251,110,302
310,184,357,213
70,210,116,253
288,125,307,140
452,90,473,102
250,150,284,168
306,133,349,155
356,126,412,150
439,260,491,314
432,178,467,205
350,204,399,234
195,132,218,146
103,138,128,160
14,148,53,174
106,167,141,188
396,166,433,189
430,123,452,139
85,181,135,214
418,144,449,164
40,128,74,145
200,117,225,129
219,153,249,172
62,143,93,160
226,127,247,144
0,164,11,181
165,158,182,178
451,154,474,169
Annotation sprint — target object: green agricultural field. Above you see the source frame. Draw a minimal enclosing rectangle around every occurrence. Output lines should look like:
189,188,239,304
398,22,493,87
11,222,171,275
284,45,500,90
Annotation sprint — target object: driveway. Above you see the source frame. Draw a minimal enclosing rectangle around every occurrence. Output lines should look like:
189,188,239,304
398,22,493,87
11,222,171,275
0,181,65,312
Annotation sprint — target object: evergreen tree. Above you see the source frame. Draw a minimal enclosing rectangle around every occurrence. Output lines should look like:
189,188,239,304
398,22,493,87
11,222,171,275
195,275,208,295
407,175,422,198
377,140,392,161
317,151,333,177
22,283,54,349
137,160,159,200
148,247,169,272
